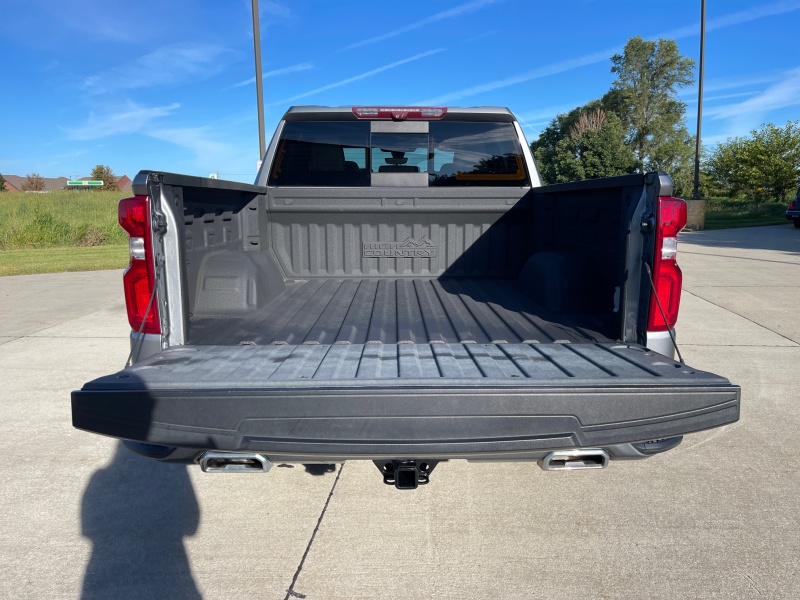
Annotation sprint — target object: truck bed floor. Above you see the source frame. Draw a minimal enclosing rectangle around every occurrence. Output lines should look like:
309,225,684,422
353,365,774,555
188,278,613,346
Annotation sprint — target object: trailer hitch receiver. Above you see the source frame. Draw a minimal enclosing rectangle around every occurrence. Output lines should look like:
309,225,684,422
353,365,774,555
374,460,438,489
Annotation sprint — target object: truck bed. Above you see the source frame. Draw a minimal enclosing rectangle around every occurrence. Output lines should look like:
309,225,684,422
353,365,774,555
77,276,737,458
71,167,740,463
189,277,612,346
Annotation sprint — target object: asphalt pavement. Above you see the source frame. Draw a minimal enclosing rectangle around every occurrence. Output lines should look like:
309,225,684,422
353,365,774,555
1,224,798,599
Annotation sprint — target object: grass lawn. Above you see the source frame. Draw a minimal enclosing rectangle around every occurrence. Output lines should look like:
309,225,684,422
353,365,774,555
0,245,128,276
0,190,129,275
0,190,127,248
703,196,788,230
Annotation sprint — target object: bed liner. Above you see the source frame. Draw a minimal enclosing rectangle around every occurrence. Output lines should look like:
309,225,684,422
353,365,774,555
188,277,613,346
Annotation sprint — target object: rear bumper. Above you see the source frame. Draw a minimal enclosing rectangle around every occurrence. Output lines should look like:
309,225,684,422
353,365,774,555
645,329,677,359
72,382,740,460
786,209,800,221
128,331,161,365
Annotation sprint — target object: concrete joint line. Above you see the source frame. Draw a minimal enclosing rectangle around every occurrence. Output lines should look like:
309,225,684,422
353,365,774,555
684,290,800,347
284,464,345,600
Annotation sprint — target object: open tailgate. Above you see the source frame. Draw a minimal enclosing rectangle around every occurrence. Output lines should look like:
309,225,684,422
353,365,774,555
72,342,740,458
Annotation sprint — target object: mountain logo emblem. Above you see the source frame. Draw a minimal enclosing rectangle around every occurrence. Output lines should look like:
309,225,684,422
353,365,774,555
363,237,438,258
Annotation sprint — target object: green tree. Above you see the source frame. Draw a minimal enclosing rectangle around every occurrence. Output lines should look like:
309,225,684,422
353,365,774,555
531,104,586,184
530,37,694,187
21,173,45,191
604,36,695,173
648,130,696,197
0,173,6,192
705,137,746,196
90,164,118,190
707,121,800,202
532,104,637,184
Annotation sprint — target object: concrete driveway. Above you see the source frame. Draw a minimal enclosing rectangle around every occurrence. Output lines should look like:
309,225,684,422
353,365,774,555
1,224,798,599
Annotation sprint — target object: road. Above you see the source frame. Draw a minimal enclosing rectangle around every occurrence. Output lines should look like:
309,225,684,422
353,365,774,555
1,224,798,599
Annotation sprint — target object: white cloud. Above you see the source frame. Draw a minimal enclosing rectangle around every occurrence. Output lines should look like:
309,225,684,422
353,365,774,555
260,1,294,21
64,101,250,175
679,73,786,99
515,102,593,123
344,0,500,50
231,62,314,88
416,0,800,105
462,30,498,44
699,132,738,147
64,102,181,140
705,67,800,123
704,74,785,94
659,0,800,39
84,42,235,94
270,49,445,106
146,127,259,178
416,47,616,105
40,0,142,43
681,67,800,146
147,127,232,158
684,91,759,104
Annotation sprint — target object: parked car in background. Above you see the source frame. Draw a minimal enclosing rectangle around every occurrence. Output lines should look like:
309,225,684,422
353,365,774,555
787,187,800,228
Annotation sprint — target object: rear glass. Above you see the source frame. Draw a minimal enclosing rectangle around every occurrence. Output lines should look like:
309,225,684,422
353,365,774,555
269,121,370,187
268,120,528,187
429,122,528,186
371,133,429,174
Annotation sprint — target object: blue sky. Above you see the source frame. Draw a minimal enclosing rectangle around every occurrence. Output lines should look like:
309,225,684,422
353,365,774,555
2,0,799,182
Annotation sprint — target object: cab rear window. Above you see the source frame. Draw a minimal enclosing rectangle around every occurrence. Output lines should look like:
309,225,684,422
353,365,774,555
268,122,370,187
268,121,529,187
429,122,528,186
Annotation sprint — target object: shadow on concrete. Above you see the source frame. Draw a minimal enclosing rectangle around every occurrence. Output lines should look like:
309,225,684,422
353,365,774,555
680,224,800,256
80,443,201,599
303,464,337,476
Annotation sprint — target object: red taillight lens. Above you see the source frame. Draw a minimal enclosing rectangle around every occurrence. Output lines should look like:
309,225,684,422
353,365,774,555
790,200,797,210
119,195,147,237
119,196,160,334
647,196,687,332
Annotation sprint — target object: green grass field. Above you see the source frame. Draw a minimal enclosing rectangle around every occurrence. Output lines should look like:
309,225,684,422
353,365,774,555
0,190,128,249
0,244,128,276
703,196,788,230
0,190,130,275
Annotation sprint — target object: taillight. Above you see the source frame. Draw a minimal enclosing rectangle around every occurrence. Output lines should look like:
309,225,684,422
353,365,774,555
647,196,687,332
119,195,160,334
790,200,797,210
352,106,447,120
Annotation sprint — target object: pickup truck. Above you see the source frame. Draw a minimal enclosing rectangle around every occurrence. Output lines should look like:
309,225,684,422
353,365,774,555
72,106,740,488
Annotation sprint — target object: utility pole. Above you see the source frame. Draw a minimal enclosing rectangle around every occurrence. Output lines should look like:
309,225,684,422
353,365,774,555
251,0,266,162
692,0,706,200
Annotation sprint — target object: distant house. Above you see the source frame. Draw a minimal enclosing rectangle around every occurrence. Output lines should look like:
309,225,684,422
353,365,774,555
116,175,132,192
2,175,68,192
0,173,133,193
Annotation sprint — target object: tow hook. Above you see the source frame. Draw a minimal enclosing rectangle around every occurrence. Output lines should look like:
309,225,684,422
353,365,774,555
374,460,438,489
